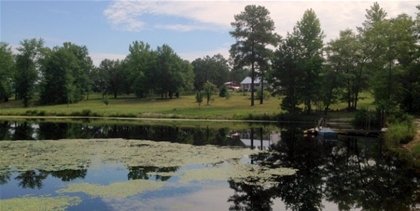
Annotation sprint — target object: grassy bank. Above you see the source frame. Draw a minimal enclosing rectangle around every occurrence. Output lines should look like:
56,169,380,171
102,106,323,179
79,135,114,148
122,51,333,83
0,93,282,120
0,92,374,121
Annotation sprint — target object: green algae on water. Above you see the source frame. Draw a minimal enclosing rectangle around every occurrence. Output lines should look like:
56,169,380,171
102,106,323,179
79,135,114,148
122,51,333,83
175,161,297,188
56,179,166,198
0,195,81,211
229,163,297,186
178,162,297,186
0,139,257,173
1,138,297,188
178,166,231,183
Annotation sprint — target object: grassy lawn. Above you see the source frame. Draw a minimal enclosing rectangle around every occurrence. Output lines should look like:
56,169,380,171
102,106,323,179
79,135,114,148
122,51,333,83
0,92,283,120
0,91,376,120
328,91,375,110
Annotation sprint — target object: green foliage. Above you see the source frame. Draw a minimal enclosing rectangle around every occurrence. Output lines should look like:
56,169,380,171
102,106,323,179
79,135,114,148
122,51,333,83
103,95,109,107
124,41,195,99
255,89,271,100
23,109,45,116
384,122,417,145
270,9,324,114
352,108,380,129
230,68,249,85
192,54,229,90
125,41,152,98
412,146,420,159
361,4,418,111
219,85,228,97
15,38,45,107
195,91,203,108
270,36,301,114
293,9,325,114
39,42,92,105
0,42,15,102
25,110,38,116
203,82,218,105
324,29,366,112
148,90,156,105
155,44,194,99
98,59,124,99
81,109,92,116
230,5,280,106
225,90,231,100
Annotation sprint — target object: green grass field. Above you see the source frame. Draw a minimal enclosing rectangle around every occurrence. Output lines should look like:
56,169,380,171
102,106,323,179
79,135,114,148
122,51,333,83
0,92,375,120
0,92,282,119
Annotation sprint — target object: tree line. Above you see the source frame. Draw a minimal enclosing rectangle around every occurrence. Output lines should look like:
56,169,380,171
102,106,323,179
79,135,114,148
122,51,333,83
0,39,240,107
230,3,420,114
1,2,419,114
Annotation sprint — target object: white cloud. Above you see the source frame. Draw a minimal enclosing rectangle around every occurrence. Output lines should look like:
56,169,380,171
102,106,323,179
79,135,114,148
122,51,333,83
104,0,419,40
90,53,127,66
154,23,217,32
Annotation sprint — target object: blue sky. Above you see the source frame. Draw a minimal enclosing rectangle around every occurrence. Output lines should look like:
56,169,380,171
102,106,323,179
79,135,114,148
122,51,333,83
1,1,419,66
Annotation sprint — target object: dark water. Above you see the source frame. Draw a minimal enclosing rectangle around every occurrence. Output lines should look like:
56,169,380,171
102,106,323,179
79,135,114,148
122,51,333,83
1,120,420,211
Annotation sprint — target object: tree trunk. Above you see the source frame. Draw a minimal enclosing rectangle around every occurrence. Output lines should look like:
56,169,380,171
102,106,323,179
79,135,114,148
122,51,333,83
251,62,255,106
251,41,255,107
260,67,264,105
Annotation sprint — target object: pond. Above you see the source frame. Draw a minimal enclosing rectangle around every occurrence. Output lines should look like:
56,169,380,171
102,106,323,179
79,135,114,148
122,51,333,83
0,119,420,211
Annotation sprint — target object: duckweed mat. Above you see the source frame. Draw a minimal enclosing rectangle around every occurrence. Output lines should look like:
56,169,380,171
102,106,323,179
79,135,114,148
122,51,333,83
0,195,81,211
0,139,257,172
56,179,166,198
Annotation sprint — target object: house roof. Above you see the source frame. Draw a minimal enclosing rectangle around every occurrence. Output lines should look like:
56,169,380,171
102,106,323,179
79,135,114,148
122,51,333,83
240,77,261,84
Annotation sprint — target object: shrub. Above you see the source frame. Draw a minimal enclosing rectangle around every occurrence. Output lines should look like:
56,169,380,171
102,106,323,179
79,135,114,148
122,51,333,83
412,145,420,159
38,110,46,116
219,85,228,97
225,90,231,100
256,89,271,100
352,108,380,129
103,98,109,106
195,91,203,108
384,122,417,145
81,109,92,116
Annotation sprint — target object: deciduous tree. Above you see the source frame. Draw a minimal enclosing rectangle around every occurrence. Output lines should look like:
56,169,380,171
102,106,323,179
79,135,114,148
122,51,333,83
0,42,15,102
39,42,93,105
192,54,229,90
155,44,194,98
125,41,154,98
15,38,45,107
98,59,124,98
203,82,217,105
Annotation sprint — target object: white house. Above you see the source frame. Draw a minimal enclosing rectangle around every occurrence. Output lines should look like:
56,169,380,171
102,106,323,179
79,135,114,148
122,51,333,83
240,77,268,91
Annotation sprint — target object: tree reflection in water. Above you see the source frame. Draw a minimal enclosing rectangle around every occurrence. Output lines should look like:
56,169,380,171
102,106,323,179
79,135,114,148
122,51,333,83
228,125,420,211
1,121,244,147
12,122,34,140
12,169,88,189
0,171,11,185
127,166,179,182
50,169,87,182
14,170,49,189
228,179,275,211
